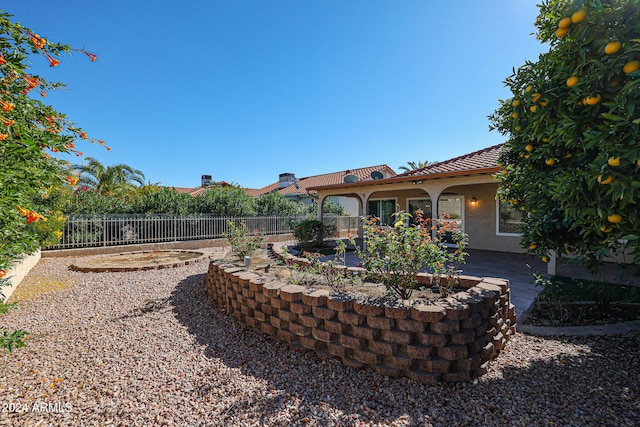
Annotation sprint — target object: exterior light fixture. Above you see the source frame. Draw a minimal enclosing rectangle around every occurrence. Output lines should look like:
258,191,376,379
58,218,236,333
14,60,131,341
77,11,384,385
471,196,478,207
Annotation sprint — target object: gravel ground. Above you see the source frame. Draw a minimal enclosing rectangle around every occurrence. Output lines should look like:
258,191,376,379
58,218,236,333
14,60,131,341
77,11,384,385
0,253,638,427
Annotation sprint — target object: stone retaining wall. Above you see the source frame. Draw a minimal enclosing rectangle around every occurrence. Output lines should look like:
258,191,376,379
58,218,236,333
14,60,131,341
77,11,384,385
204,257,516,383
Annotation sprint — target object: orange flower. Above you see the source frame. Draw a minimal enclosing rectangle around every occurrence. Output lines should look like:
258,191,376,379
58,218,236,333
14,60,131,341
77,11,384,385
106,146,112,151
66,176,79,186
65,142,75,149
2,118,14,127
83,51,97,62
0,100,15,112
0,269,7,279
44,53,60,67
79,131,88,140
75,151,83,156
98,140,105,145
0,133,8,140
30,33,47,49
17,205,29,216
41,91,47,98
0,56,6,66
24,75,40,90
25,211,44,224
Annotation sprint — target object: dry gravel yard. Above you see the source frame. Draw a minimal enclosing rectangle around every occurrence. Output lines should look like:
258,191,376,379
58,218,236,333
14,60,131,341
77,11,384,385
0,254,638,427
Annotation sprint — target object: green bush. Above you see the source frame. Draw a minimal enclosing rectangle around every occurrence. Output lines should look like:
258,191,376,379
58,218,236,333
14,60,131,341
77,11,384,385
292,219,332,252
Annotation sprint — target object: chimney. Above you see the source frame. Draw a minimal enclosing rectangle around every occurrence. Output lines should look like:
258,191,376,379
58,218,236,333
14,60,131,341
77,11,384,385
278,173,296,189
201,174,213,187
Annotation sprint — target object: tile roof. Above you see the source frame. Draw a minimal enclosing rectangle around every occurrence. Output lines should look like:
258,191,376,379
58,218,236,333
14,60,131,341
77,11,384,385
248,165,396,197
393,143,504,178
168,181,233,197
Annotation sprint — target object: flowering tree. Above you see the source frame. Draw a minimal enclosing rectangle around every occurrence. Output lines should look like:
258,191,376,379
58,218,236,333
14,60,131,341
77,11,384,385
489,0,640,273
0,11,102,282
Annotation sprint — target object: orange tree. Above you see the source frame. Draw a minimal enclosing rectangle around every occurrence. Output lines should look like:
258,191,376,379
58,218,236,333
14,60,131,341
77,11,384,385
0,11,102,283
489,0,640,274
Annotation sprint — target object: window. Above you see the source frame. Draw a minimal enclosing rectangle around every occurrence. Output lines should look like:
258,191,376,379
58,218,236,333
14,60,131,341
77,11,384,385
407,198,432,226
367,199,396,226
497,199,523,235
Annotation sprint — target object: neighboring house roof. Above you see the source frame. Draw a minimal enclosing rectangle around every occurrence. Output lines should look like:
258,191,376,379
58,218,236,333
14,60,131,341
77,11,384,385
308,143,504,191
169,181,232,197
248,165,396,198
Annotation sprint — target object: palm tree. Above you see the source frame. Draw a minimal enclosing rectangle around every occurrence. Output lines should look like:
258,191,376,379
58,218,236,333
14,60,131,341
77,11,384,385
398,160,435,172
73,157,146,196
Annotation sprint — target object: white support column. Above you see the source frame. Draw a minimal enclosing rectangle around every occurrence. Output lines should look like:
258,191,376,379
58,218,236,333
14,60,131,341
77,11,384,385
316,195,325,221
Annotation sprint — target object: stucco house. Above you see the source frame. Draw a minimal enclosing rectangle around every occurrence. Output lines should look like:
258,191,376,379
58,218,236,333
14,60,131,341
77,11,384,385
245,165,396,216
309,143,526,254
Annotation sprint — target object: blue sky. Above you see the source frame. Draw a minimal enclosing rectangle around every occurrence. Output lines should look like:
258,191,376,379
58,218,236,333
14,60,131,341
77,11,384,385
4,0,546,189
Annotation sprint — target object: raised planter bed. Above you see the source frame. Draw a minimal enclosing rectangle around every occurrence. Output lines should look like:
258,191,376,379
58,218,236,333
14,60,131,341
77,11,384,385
203,247,516,383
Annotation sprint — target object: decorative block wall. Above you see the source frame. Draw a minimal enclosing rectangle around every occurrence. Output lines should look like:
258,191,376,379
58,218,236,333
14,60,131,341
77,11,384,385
204,257,516,383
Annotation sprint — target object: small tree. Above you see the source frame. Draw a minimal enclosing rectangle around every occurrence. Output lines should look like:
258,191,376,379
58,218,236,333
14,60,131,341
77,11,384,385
226,220,264,259
254,191,303,216
489,0,640,274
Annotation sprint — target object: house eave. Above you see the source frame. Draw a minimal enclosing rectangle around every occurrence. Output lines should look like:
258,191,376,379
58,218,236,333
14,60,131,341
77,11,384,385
308,166,502,191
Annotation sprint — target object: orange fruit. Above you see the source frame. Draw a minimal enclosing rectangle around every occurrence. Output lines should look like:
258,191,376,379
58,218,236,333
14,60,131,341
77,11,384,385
524,154,531,159
542,137,549,143
530,105,538,112
539,99,549,107
571,9,586,23
545,158,556,166
542,255,550,263
604,41,621,55
512,99,521,107
525,144,534,152
608,156,620,167
529,244,537,250
584,94,601,105
598,174,613,185
600,225,613,233
556,28,569,38
566,76,579,87
623,60,640,74
532,93,542,103
558,17,572,29
607,213,622,224
510,199,519,205
512,112,518,119
525,85,533,93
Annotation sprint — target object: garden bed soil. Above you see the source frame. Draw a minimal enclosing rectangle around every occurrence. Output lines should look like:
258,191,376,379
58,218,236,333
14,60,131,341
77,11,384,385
222,249,464,304
523,301,640,327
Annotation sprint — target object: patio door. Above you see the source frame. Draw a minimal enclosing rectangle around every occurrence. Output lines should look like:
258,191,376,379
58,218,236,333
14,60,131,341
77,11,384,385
367,199,396,226
438,195,464,243
407,198,432,226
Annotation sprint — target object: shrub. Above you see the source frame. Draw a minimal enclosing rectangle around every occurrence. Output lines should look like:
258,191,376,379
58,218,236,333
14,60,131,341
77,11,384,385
226,220,264,259
352,210,468,300
291,219,334,252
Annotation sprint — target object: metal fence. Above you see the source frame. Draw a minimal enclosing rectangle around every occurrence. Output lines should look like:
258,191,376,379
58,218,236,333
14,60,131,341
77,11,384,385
46,214,360,250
